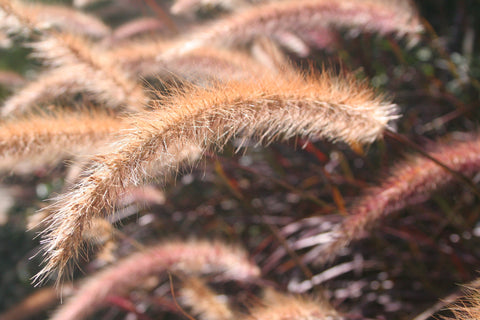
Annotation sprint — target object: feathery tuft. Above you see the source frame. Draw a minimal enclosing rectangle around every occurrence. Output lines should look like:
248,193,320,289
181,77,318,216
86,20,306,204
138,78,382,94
180,277,235,320
106,40,270,81
35,70,397,284
443,287,480,320
0,0,110,37
303,133,480,265
0,1,147,115
0,111,126,172
166,0,423,55
50,240,259,320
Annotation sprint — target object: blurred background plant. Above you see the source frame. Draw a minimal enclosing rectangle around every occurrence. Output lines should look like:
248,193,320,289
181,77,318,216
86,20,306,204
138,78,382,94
1,0,480,319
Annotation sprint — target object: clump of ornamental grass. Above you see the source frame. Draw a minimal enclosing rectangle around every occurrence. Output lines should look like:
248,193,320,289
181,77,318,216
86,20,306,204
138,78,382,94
2,1,476,319
34,68,397,284
50,240,260,320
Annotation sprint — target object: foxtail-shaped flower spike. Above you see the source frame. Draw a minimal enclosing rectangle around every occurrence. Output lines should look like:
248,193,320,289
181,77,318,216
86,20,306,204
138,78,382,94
303,133,480,265
0,111,126,173
0,1,147,116
50,240,259,320
35,70,397,284
167,0,423,56
0,0,110,37
180,277,235,320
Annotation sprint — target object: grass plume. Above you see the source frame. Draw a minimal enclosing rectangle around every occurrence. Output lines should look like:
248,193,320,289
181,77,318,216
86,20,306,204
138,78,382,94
0,0,109,37
29,34,147,113
3,40,267,116
0,111,125,173
180,277,235,320
2,64,145,117
0,1,147,116
107,40,269,80
105,17,168,44
50,240,259,320
167,0,423,55
303,133,480,265
443,287,480,320
34,70,397,284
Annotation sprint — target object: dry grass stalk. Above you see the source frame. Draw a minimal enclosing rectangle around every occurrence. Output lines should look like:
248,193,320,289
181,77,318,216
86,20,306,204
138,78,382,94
167,0,423,56
80,218,114,245
0,111,125,172
16,2,109,38
305,134,480,265
101,38,168,77
148,47,269,82
35,70,397,283
180,277,235,320
73,0,145,18
50,240,260,320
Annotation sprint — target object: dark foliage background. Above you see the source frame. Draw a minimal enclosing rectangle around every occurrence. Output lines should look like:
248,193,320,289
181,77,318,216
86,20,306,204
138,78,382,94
1,0,480,319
